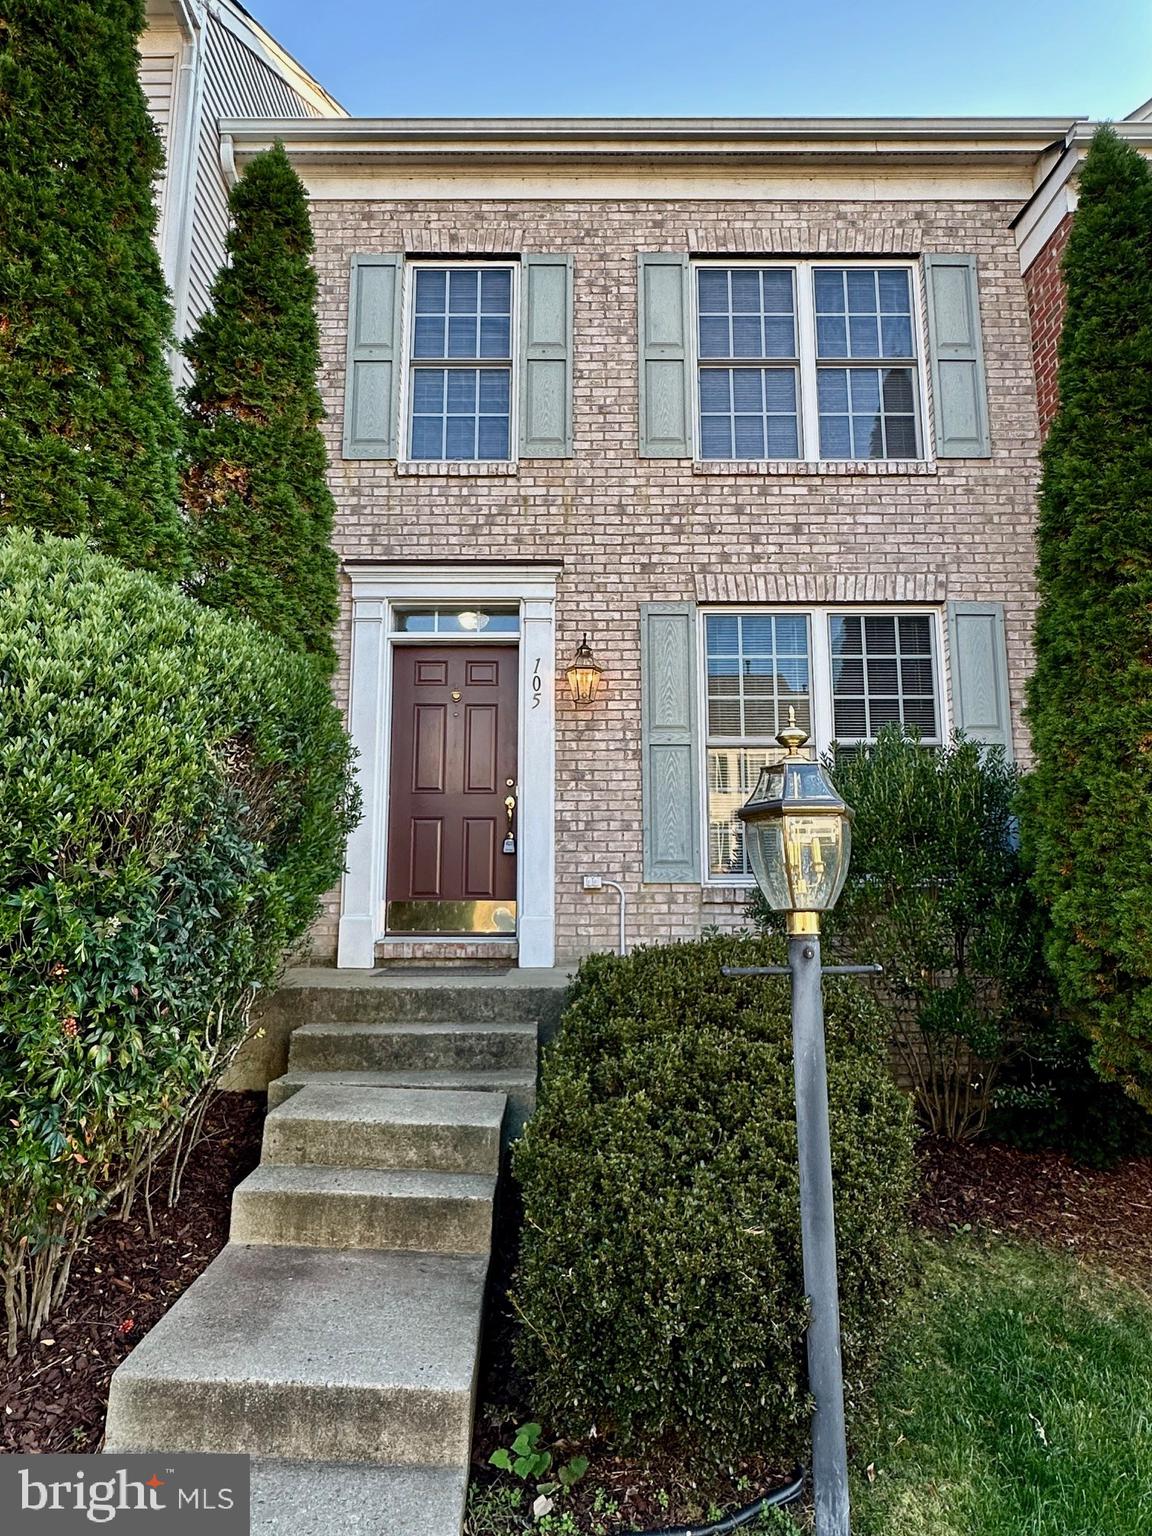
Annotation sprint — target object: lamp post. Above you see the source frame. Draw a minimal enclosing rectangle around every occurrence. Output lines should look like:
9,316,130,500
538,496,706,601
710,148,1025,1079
727,707,871,1536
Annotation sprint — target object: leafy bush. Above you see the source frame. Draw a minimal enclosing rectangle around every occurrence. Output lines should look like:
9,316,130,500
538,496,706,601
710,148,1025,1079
1023,126,1152,1111
988,1024,1152,1168
751,728,1049,1141
0,531,357,1351
511,935,915,1463
0,0,186,573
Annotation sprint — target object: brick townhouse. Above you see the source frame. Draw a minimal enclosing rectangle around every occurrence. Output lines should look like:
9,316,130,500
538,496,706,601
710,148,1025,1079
154,99,1143,974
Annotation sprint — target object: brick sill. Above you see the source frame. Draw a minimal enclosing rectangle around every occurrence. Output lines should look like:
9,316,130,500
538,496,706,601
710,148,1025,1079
702,885,754,905
693,459,939,477
396,460,519,477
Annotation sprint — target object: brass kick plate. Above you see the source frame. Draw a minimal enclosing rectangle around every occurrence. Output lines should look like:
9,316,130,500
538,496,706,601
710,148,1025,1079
386,900,517,935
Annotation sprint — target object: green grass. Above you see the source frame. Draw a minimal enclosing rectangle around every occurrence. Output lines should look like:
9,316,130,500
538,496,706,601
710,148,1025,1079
854,1238,1152,1536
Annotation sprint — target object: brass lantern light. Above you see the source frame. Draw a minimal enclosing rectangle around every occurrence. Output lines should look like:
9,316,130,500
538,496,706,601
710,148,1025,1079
566,633,603,705
738,707,853,936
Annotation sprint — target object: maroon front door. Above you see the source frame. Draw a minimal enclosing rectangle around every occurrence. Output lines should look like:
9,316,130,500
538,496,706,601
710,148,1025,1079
386,646,518,934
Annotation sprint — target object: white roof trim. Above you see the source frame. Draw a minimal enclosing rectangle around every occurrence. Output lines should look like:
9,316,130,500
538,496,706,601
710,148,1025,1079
206,0,347,117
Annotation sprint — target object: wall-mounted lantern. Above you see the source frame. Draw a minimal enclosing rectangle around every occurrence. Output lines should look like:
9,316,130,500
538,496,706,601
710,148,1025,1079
566,634,603,705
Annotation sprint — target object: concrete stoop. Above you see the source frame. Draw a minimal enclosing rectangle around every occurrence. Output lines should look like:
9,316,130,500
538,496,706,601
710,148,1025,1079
105,982,550,1536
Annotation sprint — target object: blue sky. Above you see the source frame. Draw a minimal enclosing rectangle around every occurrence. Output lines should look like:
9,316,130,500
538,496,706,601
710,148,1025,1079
249,0,1150,121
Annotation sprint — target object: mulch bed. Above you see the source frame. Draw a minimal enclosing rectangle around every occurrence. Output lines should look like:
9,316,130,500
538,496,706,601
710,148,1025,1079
916,1136,1152,1287
470,1135,1152,1531
0,1091,265,1455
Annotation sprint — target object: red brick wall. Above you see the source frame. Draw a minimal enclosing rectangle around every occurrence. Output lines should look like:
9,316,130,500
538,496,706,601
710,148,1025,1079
1023,214,1072,437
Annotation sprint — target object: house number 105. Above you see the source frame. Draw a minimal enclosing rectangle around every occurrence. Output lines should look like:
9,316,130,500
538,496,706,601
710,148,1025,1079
531,658,542,708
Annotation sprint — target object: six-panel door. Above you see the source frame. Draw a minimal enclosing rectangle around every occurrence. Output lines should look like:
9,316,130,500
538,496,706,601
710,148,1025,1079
386,645,519,934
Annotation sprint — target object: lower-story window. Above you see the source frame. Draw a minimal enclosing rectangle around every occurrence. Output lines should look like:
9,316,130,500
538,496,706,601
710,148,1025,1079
703,607,943,880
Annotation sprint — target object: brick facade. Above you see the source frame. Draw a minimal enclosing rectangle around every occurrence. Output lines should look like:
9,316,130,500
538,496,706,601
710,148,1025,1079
1022,213,1072,438
304,193,1043,965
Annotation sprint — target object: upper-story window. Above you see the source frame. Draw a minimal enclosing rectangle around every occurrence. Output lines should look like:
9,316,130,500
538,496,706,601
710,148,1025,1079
406,263,516,462
694,262,924,463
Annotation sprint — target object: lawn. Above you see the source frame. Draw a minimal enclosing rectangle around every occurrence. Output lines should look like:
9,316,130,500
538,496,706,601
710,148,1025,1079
854,1237,1152,1536
468,1234,1152,1535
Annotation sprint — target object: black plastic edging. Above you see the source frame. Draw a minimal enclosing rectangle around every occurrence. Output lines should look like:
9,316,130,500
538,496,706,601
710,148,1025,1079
632,1468,807,1536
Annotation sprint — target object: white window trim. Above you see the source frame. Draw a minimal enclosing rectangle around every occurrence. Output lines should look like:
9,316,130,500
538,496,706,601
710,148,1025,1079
397,259,521,466
696,605,949,887
690,258,932,466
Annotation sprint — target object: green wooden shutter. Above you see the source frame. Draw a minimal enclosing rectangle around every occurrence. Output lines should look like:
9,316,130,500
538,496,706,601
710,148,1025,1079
343,253,404,459
924,254,991,458
519,254,573,457
947,601,1013,757
638,253,692,457
641,602,700,881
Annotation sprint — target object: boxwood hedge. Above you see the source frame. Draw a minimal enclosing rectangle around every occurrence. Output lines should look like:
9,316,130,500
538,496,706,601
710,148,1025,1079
0,531,357,1350
511,935,915,1462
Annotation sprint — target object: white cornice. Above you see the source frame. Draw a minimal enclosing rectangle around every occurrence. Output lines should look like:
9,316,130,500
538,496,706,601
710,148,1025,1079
1013,120,1152,271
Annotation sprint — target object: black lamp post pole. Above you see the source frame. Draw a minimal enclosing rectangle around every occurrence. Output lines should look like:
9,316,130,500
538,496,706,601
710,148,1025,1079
789,931,850,1536
724,951,880,1536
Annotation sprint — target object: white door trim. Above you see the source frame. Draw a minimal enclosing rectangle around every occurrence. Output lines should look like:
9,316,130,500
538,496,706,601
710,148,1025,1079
338,563,561,969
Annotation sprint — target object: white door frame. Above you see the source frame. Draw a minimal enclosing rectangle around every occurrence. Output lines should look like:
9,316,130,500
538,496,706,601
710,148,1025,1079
338,563,560,969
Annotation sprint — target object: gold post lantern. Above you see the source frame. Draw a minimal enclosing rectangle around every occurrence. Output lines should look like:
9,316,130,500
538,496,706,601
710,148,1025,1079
737,708,854,936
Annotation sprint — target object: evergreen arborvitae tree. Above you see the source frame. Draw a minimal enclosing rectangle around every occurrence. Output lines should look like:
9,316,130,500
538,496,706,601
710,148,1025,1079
1023,126,1152,1107
0,0,186,574
183,143,339,670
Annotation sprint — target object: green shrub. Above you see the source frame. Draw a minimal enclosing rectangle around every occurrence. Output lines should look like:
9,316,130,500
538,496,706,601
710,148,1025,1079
511,935,915,1463
0,531,357,1351
0,0,186,573
184,144,339,669
988,1024,1152,1168
751,728,1050,1141
1023,126,1152,1110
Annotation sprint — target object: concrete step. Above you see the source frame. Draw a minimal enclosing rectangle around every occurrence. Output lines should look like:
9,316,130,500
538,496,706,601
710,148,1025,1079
288,1020,538,1074
268,1067,536,1140
231,1164,496,1254
249,1460,467,1535
261,1084,505,1176
104,1244,488,1465
274,970,568,1027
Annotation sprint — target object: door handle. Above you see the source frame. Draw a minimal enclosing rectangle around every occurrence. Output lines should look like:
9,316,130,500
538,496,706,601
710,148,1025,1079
503,793,517,854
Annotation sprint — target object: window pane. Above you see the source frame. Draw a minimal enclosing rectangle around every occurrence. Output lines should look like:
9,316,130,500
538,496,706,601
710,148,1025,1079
479,314,511,358
706,615,740,654
448,314,478,358
881,314,914,357
849,315,879,357
445,415,476,458
699,314,731,358
700,415,733,458
704,613,812,742
734,416,766,458
410,366,510,462
411,369,445,412
414,268,447,312
696,266,795,365
708,747,778,878
478,414,509,460
410,415,444,459
448,270,478,311
829,612,939,742
877,268,912,312
413,315,445,358
698,367,797,461
816,315,848,358
480,268,512,312
698,269,730,312
814,269,845,312
819,367,918,459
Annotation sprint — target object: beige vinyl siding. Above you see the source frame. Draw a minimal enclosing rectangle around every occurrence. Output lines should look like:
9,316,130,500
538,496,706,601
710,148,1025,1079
139,48,180,222
183,14,325,344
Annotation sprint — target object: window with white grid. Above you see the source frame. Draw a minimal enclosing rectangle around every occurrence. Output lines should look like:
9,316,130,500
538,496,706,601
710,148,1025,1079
693,261,924,462
406,264,515,462
701,608,942,881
